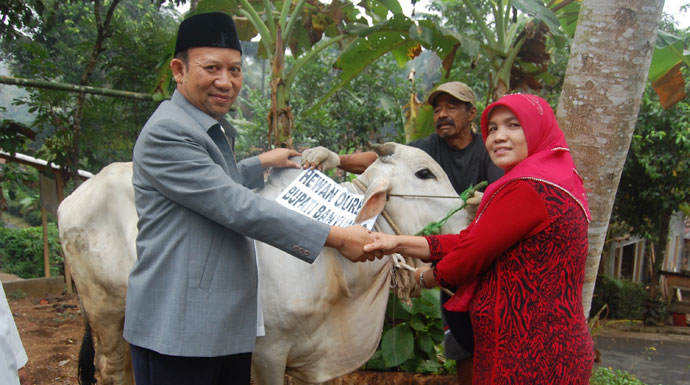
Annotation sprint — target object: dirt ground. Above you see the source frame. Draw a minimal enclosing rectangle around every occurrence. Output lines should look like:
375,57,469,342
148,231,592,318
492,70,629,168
8,293,82,385
7,292,458,385
8,289,690,385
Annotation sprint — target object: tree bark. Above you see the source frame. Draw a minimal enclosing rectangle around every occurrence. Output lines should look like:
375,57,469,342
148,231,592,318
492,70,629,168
267,25,293,149
556,0,664,317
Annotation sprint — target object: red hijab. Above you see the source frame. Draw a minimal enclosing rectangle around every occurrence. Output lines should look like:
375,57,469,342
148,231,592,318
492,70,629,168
443,94,590,312
479,94,591,221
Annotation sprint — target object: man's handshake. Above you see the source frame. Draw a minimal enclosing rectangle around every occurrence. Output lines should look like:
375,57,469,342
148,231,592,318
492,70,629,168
326,225,385,262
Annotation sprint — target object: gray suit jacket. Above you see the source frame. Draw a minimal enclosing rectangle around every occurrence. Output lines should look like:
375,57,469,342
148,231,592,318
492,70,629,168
124,91,330,357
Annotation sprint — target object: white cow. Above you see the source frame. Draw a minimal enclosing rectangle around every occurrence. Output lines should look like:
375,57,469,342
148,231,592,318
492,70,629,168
58,143,468,385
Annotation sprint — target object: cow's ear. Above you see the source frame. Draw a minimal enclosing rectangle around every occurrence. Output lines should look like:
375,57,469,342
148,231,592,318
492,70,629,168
355,178,389,224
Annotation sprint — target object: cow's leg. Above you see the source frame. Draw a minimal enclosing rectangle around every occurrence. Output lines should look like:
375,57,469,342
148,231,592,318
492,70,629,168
90,312,134,385
251,339,290,385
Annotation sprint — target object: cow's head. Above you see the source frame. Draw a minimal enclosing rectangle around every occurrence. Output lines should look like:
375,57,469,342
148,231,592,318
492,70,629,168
354,142,468,236
351,143,469,300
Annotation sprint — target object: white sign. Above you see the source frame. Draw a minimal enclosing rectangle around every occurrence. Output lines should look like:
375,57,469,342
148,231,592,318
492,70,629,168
276,169,377,230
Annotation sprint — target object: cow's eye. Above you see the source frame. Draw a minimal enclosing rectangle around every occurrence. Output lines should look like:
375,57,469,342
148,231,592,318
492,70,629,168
415,168,436,180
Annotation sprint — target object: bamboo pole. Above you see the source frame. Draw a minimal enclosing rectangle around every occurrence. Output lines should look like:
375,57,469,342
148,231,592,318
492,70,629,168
41,205,50,278
54,171,73,294
0,75,155,100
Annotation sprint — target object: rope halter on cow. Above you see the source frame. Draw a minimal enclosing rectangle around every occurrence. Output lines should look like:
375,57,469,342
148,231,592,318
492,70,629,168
351,173,487,302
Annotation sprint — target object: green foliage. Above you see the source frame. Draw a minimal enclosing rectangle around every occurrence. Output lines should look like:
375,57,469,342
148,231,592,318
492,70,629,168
311,15,424,112
193,0,374,147
590,366,649,385
0,224,63,279
6,290,26,300
416,182,487,236
364,289,453,375
0,120,31,155
613,88,690,243
591,275,647,320
608,23,690,327
233,48,409,159
641,294,667,326
0,0,42,43
611,86,690,289
417,0,569,101
1,0,179,172
292,52,408,150
420,0,569,112
1,164,46,226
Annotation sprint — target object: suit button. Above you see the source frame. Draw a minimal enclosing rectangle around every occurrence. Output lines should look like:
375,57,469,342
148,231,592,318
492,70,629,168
304,250,310,256
293,246,299,251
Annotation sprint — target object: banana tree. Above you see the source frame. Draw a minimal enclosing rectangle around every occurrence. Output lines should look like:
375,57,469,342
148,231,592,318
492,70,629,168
473,0,689,108
178,0,572,144
314,0,575,141
648,29,690,109
180,0,381,148
307,11,480,141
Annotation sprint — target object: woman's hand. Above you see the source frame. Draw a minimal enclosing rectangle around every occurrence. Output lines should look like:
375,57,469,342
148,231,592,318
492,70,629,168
363,233,431,260
363,232,399,255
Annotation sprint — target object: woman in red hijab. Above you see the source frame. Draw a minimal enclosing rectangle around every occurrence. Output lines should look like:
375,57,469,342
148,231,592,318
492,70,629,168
365,93,595,384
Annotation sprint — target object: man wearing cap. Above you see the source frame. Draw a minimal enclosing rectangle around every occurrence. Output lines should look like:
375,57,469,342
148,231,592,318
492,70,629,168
302,81,503,384
124,12,377,385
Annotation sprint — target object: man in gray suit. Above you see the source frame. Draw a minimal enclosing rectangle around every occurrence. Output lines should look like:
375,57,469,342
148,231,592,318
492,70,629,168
123,12,376,385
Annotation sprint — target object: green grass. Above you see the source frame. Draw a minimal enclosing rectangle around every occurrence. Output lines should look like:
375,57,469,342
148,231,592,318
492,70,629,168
590,366,651,385
6,290,26,300
0,212,32,229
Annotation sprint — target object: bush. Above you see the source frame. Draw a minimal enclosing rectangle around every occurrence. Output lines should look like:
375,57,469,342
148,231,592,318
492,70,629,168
0,224,63,278
590,366,648,385
591,274,647,320
641,295,667,326
5,199,44,227
364,289,454,374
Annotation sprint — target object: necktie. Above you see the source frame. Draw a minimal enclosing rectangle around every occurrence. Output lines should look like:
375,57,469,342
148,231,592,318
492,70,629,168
207,124,234,164
207,124,242,181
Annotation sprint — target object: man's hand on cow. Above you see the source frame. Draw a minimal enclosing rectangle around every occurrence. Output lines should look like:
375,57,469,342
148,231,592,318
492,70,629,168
302,147,341,171
259,148,302,169
465,191,483,219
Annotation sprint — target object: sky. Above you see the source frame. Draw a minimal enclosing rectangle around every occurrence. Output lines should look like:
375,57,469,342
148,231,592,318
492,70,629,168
402,0,689,28
664,0,690,28
176,1,690,29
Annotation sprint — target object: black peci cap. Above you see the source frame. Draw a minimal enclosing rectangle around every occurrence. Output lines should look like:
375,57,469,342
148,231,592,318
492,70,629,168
174,12,242,55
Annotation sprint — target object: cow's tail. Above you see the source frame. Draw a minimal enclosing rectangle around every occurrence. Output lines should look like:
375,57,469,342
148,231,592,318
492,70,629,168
78,312,97,385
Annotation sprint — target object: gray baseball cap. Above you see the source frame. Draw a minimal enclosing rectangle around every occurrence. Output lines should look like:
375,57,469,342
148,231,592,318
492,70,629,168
427,81,476,107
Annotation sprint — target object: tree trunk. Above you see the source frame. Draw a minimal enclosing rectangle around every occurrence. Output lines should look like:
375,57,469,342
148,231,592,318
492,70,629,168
555,0,664,317
267,26,293,149
68,0,121,185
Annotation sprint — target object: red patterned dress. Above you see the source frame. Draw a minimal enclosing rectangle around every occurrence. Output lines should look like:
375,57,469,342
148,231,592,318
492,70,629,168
426,179,594,385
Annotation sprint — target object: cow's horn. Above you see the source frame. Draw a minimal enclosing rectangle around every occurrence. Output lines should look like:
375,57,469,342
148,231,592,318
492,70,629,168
370,142,396,158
